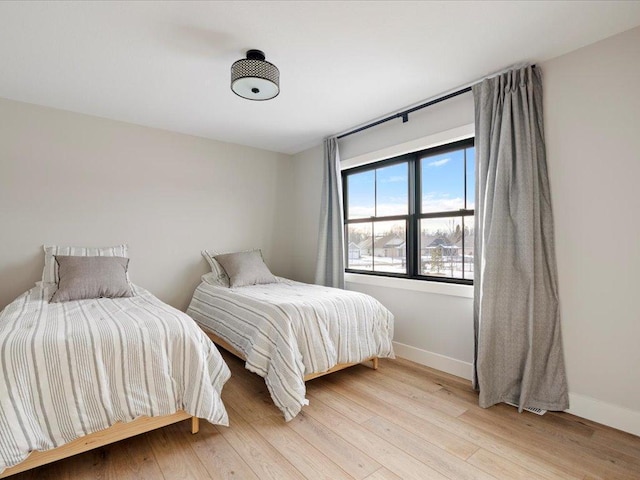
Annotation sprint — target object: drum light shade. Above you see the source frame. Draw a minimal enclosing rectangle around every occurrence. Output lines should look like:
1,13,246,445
231,49,280,101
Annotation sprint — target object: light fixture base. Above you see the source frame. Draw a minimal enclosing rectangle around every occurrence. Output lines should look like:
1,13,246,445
245,49,266,61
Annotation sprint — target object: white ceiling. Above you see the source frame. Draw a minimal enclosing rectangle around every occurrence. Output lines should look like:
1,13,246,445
1,1,640,155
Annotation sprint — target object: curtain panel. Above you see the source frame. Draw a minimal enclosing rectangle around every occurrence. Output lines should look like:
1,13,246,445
315,137,345,289
472,66,569,411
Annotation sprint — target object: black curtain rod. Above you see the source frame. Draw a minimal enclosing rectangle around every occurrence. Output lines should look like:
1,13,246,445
337,65,536,140
337,86,471,140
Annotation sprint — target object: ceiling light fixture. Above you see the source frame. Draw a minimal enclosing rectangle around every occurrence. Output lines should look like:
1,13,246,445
230,49,280,101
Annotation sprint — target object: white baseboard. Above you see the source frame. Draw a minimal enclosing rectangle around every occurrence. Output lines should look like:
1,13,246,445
392,341,640,437
568,393,640,437
392,341,473,380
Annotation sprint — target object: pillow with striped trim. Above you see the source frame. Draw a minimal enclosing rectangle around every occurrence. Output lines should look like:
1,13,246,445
42,244,129,284
202,249,235,287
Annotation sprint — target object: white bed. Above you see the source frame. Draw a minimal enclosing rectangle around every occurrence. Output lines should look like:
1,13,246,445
0,282,230,477
187,276,394,421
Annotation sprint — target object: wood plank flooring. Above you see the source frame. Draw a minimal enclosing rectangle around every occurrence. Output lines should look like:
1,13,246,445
10,351,640,479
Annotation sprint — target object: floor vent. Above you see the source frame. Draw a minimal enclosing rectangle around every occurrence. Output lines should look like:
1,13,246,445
505,402,547,415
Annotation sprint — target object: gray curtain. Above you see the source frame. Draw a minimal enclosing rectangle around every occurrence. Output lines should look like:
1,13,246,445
472,66,569,411
315,137,345,288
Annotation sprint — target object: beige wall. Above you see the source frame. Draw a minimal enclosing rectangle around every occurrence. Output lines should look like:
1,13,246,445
543,26,640,428
289,143,323,284
290,26,640,434
0,98,294,310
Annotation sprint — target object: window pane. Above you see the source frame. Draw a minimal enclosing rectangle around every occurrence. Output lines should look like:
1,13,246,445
419,217,463,279
346,223,373,271
421,149,465,213
347,170,375,219
462,216,474,280
376,163,408,216
466,147,475,209
372,220,406,274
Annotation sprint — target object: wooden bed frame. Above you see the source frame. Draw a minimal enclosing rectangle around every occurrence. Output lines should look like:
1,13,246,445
205,330,379,381
0,411,199,478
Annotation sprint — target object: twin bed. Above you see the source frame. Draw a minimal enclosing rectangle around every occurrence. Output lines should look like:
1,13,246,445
0,245,394,477
187,275,394,420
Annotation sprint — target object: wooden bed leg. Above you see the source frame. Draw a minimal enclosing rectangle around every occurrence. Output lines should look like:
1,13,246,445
372,357,379,370
191,416,200,434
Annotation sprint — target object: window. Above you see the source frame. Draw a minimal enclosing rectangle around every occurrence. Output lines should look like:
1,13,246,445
343,138,475,284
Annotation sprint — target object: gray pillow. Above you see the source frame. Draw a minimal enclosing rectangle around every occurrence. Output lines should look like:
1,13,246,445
215,250,276,288
50,256,134,303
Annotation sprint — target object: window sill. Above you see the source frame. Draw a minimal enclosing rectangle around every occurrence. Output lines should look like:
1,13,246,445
344,272,473,299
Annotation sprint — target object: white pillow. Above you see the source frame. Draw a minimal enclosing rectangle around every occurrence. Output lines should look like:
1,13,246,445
42,244,129,284
201,272,285,287
201,272,224,287
201,249,231,287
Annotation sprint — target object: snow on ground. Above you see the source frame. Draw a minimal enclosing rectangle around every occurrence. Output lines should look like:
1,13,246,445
348,255,474,280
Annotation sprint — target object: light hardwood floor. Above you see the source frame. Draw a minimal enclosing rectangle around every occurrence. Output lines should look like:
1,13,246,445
10,350,640,479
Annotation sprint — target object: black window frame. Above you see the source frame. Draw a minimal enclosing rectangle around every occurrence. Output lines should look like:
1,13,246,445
342,137,475,285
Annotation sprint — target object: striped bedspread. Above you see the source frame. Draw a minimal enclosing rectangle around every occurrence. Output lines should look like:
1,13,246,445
187,278,394,421
0,283,230,474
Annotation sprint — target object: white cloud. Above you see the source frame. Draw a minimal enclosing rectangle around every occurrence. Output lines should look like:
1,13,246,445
348,217,406,235
348,206,375,218
349,196,472,218
381,175,406,183
348,203,407,218
421,192,461,210
348,195,473,228
427,158,450,167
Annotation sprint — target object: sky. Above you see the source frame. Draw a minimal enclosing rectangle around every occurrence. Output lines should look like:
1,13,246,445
347,146,475,232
